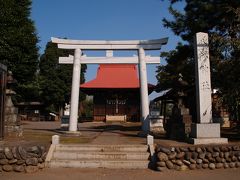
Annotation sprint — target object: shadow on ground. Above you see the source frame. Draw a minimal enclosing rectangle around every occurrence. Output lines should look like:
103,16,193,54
80,124,147,138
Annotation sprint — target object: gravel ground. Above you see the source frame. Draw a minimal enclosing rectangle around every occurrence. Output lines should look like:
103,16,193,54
1,167,240,180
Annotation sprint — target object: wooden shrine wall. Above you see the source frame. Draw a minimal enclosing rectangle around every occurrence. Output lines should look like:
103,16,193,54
93,90,140,122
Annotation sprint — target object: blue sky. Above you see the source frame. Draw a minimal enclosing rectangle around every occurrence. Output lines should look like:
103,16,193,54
31,0,185,100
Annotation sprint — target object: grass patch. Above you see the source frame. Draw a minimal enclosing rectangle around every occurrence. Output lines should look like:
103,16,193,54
22,130,54,144
60,136,91,144
22,130,93,144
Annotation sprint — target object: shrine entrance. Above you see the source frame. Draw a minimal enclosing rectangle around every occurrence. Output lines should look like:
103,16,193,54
106,96,127,122
106,95,126,116
51,37,168,133
103,92,141,122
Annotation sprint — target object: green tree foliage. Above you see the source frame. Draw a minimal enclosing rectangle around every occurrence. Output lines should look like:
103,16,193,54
39,41,87,113
157,0,240,118
0,0,39,101
80,98,93,118
156,43,194,91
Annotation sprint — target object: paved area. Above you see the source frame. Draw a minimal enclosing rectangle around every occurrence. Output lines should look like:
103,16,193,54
1,167,240,180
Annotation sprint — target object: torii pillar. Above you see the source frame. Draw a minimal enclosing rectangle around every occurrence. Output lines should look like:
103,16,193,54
69,48,81,132
138,47,150,132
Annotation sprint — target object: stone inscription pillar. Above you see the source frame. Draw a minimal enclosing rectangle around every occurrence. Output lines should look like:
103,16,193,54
190,32,227,144
195,32,212,123
69,48,81,132
138,47,150,133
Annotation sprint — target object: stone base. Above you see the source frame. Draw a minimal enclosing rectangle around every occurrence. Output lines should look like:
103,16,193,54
189,123,228,145
190,123,220,138
188,137,228,145
63,131,82,136
4,125,23,137
222,121,231,128
106,115,126,122
150,127,165,134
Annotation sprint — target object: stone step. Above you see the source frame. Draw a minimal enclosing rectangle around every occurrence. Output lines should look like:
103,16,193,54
49,159,149,169
55,144,148,152
53,151,150,160
49,144,150,169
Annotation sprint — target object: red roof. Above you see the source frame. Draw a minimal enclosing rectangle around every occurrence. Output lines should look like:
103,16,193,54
81,64,154,89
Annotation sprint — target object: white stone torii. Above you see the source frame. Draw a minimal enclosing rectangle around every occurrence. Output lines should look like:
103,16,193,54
51,37,168,134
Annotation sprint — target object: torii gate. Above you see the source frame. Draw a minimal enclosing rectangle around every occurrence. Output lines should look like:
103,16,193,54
51,37,168,134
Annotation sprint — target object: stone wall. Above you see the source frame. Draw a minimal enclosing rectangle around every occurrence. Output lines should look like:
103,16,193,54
0,145,46,173
156,144,240,171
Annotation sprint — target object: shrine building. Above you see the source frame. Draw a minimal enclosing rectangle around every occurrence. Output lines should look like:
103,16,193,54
81,64,154,122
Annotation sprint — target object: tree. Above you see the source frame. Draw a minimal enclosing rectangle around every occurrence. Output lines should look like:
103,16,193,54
156,43,194,91
157,0,240,119
39,41,87,114
0,0,39,101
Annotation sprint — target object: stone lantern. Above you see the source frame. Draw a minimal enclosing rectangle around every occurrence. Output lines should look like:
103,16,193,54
4,71,22,137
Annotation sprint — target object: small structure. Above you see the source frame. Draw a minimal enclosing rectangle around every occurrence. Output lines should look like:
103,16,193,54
153,87,193,140
148,101,165,134
212,90,230,128
81,64,154,122
64,103,70,116
0,63,7,140
16,102,44,121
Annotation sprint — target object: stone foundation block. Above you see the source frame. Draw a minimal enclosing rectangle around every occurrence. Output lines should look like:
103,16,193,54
190,123,220,138
189,123,228,145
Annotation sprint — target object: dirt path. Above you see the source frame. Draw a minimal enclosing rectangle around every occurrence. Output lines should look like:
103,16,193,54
1,167,240,180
